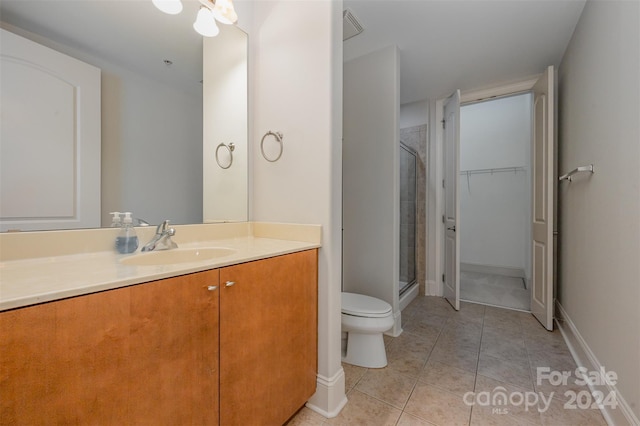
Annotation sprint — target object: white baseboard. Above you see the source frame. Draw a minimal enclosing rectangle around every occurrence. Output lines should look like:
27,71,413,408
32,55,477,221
461,262,525,278
306,368,348,418
386,309,403,337
555,301,639,426
426,280,440,296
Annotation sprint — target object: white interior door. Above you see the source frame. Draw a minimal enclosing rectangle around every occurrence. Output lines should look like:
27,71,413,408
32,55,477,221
443,90,461,310
531,66,555,330
0,28,100,231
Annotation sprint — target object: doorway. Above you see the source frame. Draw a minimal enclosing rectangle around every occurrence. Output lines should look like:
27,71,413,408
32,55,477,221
458,93,533,311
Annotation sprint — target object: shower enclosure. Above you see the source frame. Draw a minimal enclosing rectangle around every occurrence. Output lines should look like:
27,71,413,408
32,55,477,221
399,142,417,295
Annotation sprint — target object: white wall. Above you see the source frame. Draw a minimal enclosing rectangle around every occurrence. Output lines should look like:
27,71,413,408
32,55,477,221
343,45,401,335
400,100,429,128
459,94,531,273
558,0,640,422
101,64,203,226
203,26,248,223
248,0,346,417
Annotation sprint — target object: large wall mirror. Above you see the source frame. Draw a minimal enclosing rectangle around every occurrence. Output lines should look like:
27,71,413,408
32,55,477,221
0,0,248,231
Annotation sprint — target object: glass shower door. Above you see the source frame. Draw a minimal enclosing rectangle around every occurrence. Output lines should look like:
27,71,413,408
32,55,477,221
399,142,417,295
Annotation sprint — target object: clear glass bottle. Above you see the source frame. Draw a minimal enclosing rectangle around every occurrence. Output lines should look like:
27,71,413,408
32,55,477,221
109,211,122,228
115,212,139,254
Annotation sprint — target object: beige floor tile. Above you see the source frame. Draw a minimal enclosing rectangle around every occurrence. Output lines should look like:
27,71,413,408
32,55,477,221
481,333,528,362
410,296,454,314
430,343,480,373
473,375,543,425
386,346,429,377
389,328,439,355
342,362,368,392
444,318,483,335
355,368,418,409
460,301,486,315
470,405,540,426
527,348,577,374
519,314,544,333
384,334,394,347
403,314,449,332
418,360,476,397
524,331,571,354
285,406,327,426
334,298,605,426
483,315,523,334
403,307,455,327
478,353,533,390
325,390,402,426
453,313,485,326
485,306,528,321
449,304,485,325
438,331,482,354
396,412,437,426
529,363,593,403
483,324,526,342
539,395,607,426
404,382,472,426
401,303,424,319
482,327,525,345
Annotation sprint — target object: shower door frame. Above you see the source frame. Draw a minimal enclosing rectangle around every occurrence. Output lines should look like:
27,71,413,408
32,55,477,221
399,141,418,296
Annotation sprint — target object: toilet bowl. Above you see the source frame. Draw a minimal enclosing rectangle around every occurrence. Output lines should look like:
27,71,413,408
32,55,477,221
341,292,394,368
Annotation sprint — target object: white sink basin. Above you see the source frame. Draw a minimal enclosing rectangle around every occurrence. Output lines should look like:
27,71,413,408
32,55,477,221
120,247,236,266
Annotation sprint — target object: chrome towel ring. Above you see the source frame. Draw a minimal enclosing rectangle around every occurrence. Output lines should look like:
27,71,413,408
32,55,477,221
260,131,284,162
215,142,235,169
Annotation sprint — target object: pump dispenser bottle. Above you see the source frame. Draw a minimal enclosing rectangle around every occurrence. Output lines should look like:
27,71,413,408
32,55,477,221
109,212,122,228
116,212,139,254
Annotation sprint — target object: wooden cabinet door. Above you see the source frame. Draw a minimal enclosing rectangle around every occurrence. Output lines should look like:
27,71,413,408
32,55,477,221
1,269,220,426
219,250,318,425
129,269,220,425
0,287,130,425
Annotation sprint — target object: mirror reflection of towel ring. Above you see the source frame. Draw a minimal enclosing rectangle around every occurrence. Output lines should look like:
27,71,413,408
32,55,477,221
260,131,284,162
215,142,235,169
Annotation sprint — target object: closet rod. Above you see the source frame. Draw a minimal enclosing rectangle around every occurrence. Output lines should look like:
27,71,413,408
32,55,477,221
460,166,526,176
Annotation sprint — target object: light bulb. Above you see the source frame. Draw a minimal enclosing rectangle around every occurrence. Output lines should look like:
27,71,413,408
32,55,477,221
212,0,238,25
152,0,183,15
193,7,220,37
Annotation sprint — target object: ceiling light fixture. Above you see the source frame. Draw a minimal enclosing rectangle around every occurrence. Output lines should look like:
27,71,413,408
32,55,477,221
152,0,238,37
152,0,183,15
193,6,220,37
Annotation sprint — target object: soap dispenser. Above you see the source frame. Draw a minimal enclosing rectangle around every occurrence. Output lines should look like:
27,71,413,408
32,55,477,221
116,212,139,254
109,212,122,228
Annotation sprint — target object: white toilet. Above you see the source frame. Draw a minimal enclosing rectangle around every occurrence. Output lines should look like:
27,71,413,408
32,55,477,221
341,292,394,368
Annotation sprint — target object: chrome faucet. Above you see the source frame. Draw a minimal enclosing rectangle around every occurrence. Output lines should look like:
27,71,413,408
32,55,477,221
141,220,178,252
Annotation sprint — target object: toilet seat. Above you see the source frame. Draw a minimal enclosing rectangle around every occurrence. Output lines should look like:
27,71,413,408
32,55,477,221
342,292,392,318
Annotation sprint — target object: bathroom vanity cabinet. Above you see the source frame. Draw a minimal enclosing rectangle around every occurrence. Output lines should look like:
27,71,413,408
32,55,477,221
0,249,318,425
220,249,318,425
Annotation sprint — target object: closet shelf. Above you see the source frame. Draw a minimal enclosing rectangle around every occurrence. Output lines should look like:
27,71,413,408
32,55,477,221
460,166,527,176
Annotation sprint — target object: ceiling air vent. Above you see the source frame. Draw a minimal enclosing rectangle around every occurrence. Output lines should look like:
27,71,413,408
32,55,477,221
343,9,363,41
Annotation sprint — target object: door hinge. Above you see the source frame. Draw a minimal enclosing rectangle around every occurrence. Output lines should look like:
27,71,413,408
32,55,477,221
442,274,445,282
442,215,445,223
441,119,446,129
442,179,445,188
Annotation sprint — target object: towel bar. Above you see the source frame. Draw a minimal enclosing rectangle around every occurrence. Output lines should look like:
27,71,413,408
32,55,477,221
559,164,594,182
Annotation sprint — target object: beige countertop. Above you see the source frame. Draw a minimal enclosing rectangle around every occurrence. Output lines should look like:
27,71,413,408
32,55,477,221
0,222,321,311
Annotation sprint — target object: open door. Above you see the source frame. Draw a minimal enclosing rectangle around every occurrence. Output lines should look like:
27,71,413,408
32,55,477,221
443,90,461,311
531,66,555,330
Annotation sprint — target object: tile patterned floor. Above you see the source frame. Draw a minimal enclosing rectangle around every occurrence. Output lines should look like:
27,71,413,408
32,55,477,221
286,296,608,426
460,271,530,312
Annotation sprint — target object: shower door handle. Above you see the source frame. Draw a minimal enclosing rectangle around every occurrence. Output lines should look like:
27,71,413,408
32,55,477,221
447,226,456,232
